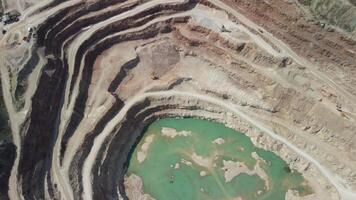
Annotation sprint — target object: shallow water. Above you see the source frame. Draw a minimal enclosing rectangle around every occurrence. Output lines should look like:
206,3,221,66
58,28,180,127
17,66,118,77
127,118,313,200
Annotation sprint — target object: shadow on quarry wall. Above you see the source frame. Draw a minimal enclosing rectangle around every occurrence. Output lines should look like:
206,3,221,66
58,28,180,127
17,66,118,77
18,0,196,199
0,81,11,142
0,140,16,200
14,50,40,111
67,17,189,199
60,0,196,167
37,0,137,51
18,58,67,199
0,80,15,200
93,100,199,200
0,70,16,200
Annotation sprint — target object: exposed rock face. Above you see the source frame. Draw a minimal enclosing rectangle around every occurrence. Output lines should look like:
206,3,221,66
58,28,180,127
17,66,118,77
298,0,356,38
0,0,355,200
124,174,155,200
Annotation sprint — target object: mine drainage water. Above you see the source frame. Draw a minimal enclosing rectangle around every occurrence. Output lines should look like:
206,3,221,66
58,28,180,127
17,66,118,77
126,118,313,200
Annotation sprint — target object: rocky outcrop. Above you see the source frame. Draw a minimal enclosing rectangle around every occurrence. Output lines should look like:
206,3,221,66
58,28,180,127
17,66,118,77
298,0,356,37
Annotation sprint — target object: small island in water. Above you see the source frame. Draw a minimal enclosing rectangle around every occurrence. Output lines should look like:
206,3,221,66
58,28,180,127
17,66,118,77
125,118,313,200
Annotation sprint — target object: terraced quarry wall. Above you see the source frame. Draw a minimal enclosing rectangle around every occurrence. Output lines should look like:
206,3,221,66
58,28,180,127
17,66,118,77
0,0,356,200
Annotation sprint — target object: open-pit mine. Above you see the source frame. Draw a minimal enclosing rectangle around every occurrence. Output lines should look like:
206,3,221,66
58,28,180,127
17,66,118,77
0,0,356,200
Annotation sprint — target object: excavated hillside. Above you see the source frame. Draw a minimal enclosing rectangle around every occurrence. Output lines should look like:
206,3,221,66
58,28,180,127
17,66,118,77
297,0,356,38
0,0,356,200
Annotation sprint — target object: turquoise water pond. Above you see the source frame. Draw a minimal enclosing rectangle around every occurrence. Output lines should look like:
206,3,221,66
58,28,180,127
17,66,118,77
127,118,313,200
